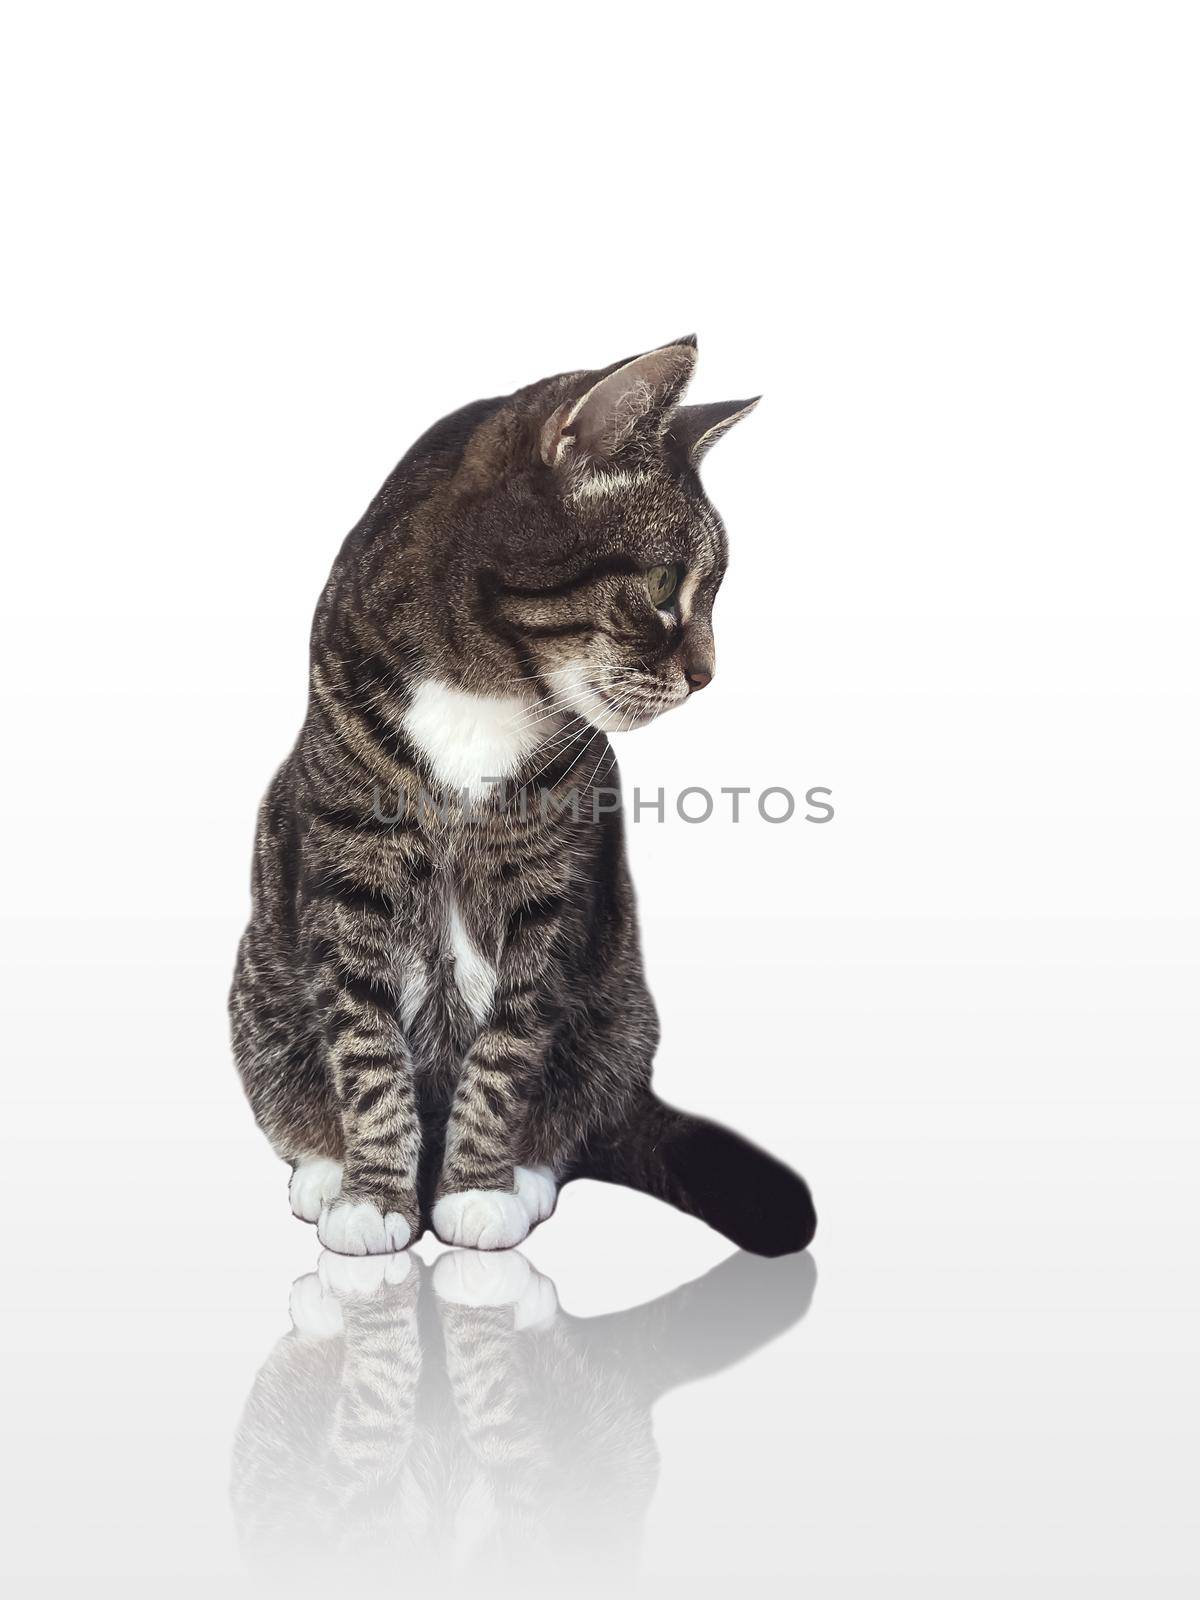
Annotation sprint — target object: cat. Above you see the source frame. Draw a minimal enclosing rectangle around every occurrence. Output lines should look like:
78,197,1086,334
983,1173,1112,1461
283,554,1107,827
229,335,817,1257
231,1248,817,1592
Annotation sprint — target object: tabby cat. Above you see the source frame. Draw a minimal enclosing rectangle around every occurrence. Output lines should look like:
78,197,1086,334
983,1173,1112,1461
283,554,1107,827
229,335,817,1257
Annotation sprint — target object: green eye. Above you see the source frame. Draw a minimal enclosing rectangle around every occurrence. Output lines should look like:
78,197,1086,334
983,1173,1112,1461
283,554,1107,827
646,564,679,608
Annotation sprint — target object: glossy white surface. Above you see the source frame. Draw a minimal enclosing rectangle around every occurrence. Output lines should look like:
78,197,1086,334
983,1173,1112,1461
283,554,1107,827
2,921,1197,1597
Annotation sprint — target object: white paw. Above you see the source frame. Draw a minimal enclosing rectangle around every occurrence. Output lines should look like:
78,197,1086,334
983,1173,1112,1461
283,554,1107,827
289,1157,343,1222
288,1273,344,1339
433,1248,531,1305
317,1199,412,1256
431,1188,531,1250
514,1164,557,1224
317,1248,411,1297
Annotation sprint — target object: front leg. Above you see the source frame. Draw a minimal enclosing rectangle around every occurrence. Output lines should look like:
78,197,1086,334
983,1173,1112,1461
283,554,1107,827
307,897,422,1255
432,900,562,1250
431,1020,546,1250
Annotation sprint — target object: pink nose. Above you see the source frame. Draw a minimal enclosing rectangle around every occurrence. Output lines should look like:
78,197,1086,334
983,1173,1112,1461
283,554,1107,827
685,668,712,693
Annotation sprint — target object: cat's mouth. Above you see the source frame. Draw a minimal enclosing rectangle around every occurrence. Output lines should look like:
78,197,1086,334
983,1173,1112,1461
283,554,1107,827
592,683,685,732
541,662,686,734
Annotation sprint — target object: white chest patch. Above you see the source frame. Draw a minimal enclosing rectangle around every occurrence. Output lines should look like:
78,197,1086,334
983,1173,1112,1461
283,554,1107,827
447,897,498,1027
401,678,543,798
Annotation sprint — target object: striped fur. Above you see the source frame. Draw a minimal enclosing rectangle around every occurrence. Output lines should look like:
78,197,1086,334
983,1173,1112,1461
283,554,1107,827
229,336,816,1256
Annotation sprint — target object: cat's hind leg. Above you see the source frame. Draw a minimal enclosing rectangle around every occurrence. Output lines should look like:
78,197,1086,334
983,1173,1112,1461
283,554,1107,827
231,928,344,1224
289,1156,344,1222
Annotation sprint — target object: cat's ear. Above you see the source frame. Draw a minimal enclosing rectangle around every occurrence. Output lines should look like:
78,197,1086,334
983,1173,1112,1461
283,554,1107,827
667,397,760,466
540,336,697,469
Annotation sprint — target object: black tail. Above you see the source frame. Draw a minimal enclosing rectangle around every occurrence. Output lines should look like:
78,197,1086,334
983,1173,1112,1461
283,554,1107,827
572,1097,817,1258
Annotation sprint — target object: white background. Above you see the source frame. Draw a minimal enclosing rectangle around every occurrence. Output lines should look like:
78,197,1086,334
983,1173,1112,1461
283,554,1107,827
1,3,1197,1594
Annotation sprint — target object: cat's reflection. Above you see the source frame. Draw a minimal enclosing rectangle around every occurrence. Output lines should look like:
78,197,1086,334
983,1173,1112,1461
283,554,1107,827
232,1246,816,1595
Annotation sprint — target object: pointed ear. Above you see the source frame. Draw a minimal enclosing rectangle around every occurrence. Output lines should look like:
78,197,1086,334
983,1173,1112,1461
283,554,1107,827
540,337,698,468
668,397,760,466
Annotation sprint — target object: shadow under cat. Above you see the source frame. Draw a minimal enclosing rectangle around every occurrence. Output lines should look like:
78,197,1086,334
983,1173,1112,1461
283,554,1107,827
231,1247,817,1597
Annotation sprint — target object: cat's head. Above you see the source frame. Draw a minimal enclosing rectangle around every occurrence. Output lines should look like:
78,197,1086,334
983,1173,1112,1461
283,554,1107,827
416,337,758,733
